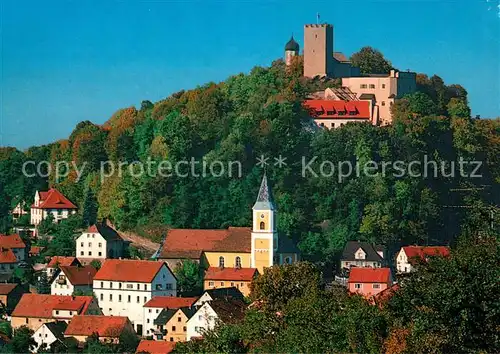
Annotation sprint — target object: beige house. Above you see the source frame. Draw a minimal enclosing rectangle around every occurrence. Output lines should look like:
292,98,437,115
143,297,198,338
11,294,100,332
342,70,417,125
154,307,196,342
64,315,135,344
203,267,258,297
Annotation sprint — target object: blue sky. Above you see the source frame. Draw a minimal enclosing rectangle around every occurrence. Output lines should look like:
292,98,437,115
1,0,499,149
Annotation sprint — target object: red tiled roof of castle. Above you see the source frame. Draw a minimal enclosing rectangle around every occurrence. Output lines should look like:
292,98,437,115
348,268,392,284
160,227,251,259
94,259,169,283
136,340,176,354
0,234,26,249
0,283,18,295
11,294,94,318
64,315,130,337
303,99,371,120
0,248,17,264
205,267,258,281
48,256,79,268
143,296,198,308
59,265,97,286
403,246,450,262
33,188,77,209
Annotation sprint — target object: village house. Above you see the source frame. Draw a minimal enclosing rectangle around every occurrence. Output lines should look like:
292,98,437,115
186,298,246,340
203,267,258,297
136,340,176,354
154,307,196,342
155,174,300,275
348,267,393,298
32,321,68,353
76,222,128,264
51,265,97,296
340,241,385,269
143,296,198,337
30,189,78,227
29,246,44,258
396,246,450,273
12,202,28,222
0,283,25,315
11,294,100,332
194,287,244,306
0,233,27,262
46,256,81,278
93,259,177,336
0,248,19,277
64,315,135,344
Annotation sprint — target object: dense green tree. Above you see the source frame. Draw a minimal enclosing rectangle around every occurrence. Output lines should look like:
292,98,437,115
1,326,36,353
82,185,98,227
174,259,203,296
350,46,393,74
37,213,56,236
36,271,51,294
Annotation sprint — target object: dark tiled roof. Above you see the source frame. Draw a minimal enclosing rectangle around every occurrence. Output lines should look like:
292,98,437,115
203,286,244,301
87,223,123,242
285,36,299,52
154,307,196,325
333,52,349,62
44,321,68,341
210,299,246,323
341,241,384,262
277,236,300,254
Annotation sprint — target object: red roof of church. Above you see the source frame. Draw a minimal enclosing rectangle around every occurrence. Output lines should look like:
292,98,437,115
11,294,94,318
402,246,450,261
47,256,79,268
0,234,26,249
33,188,77,209
348,268,392,284
0,248,17,264
303,99,371,120
65,315,130,337
159,227,251,259
94,259,170,283
143,296,198,309
205,267,258,281
136,340,175,354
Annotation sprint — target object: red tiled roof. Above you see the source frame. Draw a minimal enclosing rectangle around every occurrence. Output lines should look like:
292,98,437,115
143,296,198,309
372,283,400,307
34,188,77,209
402,246,450,262
0,234,26,249
29,246,44,256
0,248,17,264
47,256,79,268
59,265,97,286
136,340,175,354
0,283,18,295
94,259,169,283
64,315,130,337
205,267,258,281
303,99,371,120
11,294,94,318
348,268,392,284
159,227,251,259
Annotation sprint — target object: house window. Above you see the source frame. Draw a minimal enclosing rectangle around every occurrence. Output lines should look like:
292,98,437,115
80,242,84,247
259,221,265,230
88,251,92,256
110,282,113,288
177,317,181,322
381,101,386,106
118,295,122,302
128,295,131,303
148,309,151,313
319,122,325,127
137,284,140,290
331,123,335,128
166,284,173,290
100,294,103,301
360,84,367,89
369,84,375,89
101,282,103,288
218,256,224,268
55,310,59,315
285,256,292,264
109,294,113,301
119,283,122,289
144,297,147,303
144,284,147,290
220,282,225,286
235,256,241,268
137,296,140,303
172,326,176,331
208,281,214,286
69,311,72,315
183,326,187,332
170,338,174,342
373,284,381,289
156,284,163,290
240,282,244,287
354,283,362,289
98,252,102,257
231,282,235,287
88,243,92,247
98,243,102,248
382,84,386,88
126,284,133,289
80,251,84,256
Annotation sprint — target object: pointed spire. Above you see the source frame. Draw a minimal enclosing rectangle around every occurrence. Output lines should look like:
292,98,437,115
253,172,275,210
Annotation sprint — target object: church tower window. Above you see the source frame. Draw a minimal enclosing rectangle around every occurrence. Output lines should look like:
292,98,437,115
259,221,265,230
218,256,225,268
235,256,241,268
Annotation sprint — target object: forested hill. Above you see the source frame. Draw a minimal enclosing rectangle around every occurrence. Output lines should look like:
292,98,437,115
0,57,498,263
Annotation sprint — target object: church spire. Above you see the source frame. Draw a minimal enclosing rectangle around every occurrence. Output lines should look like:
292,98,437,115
253,172,275,210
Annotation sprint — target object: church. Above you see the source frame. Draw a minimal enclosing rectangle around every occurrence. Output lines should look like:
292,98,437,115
154,174,300,275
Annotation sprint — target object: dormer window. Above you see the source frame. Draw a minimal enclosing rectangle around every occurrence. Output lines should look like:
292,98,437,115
355,248,366,260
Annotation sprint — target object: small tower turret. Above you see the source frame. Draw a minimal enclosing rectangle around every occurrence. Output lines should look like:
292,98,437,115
284,35,300,66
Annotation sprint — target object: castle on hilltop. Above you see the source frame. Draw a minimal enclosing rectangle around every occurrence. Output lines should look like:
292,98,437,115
286,23,417,126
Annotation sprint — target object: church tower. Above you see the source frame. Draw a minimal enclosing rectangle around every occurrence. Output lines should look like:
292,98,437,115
284,35,300,66
251,173,278,274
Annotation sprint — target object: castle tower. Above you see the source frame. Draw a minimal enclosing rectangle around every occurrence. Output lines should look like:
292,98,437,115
284,35,300,66
303,24,334,78
251,173,278,274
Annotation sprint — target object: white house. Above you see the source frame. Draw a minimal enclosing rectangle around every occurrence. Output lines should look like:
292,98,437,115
32,321,67,352
51,265,97,296
46,257,81,279
396,246,450,273
142,296,198,337
93,259,177,336
0,234,26,262
76,223,128,263
186,299,245,341
30,189,77,227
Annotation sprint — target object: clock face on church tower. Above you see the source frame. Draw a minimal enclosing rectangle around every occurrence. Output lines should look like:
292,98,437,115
260,214,265,219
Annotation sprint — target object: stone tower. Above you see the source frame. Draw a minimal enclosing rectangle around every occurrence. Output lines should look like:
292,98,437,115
284,35,300,66
303,24,334,78
251,173,278,274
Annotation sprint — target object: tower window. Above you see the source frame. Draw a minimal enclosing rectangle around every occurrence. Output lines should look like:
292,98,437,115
219,256,225,268
260,221,265,230
285,256,293,264
235,256,241,268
